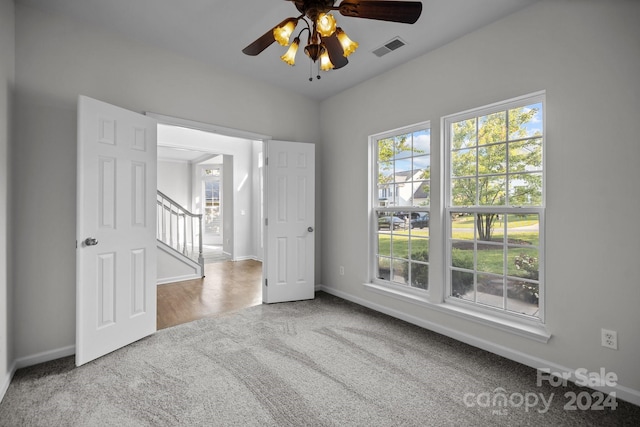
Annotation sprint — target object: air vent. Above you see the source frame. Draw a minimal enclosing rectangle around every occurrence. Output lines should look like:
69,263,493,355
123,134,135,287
372,37,406,57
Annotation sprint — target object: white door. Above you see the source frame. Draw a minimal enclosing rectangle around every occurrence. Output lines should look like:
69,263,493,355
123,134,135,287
263,140,315,303
76,96,157,366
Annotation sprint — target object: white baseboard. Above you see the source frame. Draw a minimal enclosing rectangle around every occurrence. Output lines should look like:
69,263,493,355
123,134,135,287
157,273,200,285
317,284,640,407
14,345,76,370
0,361,16,404
1,345,75,403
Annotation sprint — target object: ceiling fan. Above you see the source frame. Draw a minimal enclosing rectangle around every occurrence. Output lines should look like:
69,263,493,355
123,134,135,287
242,0,423,80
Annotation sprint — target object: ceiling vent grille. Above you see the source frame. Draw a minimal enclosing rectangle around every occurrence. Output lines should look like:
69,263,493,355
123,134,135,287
372,37,406,57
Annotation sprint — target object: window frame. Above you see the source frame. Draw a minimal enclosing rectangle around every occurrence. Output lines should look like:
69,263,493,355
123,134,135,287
369,121,432,296
443,91,546,323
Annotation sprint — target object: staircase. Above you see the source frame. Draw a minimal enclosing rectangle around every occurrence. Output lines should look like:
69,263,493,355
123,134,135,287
156,190,205,284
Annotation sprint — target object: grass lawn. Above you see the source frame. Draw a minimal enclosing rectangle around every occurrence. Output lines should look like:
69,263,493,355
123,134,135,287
378,214,539,279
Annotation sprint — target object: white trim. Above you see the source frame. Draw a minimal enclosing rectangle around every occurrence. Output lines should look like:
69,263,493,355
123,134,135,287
14,345,75,370
146,112,272,142
317,284,640,406
442,91,546,322
157,274,200,285
0,361,16,403
364,281,549,342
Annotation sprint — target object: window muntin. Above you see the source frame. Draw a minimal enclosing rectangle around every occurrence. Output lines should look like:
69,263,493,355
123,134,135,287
373,124,431,291
446,94,544,320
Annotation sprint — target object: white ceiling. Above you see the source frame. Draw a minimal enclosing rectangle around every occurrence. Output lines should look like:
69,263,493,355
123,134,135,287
17,0,538,101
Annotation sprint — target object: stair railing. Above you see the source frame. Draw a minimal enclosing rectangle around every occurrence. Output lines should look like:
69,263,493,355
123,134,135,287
157,190,204,274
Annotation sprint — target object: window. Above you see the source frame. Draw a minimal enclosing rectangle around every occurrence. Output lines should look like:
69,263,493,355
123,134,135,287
445,93,544,320
369,92,545,331
372,122,431,291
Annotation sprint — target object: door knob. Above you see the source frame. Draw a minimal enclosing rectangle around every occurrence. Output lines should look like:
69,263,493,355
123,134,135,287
84,237,99,246
308,227,314,232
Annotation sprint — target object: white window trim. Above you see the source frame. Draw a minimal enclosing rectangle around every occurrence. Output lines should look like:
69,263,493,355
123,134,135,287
443,91,546,322
368,121,431,291
366,92,550,343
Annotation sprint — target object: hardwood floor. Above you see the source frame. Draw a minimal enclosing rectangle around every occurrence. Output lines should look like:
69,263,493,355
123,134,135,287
157,259,262,330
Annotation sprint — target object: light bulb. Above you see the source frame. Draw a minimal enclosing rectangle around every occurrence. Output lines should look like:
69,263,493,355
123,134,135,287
336,27,358,57
281,37,300,65
274,19,297,46
316,13,337,37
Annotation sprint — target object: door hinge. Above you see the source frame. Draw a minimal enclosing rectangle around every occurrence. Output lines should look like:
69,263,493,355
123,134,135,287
265,157,269,166
265,218,268,226
265,278,268,287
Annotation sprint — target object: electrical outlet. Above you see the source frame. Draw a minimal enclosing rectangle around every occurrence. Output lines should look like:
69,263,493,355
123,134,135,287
339,266,344,276
601,329,618,350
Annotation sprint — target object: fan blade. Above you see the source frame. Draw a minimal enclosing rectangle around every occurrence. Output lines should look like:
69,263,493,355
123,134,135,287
338,1,422,24
323,33,349,70
242,18,295,56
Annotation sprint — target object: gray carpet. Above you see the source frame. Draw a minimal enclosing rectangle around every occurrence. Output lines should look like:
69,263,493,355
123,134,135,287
1,292,638,426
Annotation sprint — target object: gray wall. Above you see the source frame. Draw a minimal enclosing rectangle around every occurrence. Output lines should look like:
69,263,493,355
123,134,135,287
12,3,321,360
320,0,640,397
157,160,191,208
6,0,640,404
0,0,15,391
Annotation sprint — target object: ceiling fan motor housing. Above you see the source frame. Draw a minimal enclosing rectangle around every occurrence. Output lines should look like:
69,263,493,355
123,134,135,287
295,0,337,21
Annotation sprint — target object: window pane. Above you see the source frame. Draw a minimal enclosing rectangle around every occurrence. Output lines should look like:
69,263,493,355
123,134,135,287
410,236,429,261
373,124,430,293
378,161,394,183
444,95,543,319
451,212,474,240
478,111,506,145
508,249,539,281
378,231,391,257
451,148,476,178
410,212,430,233
451,246,474,270
478,144,506,175
475,213,502,242
509,103,543,140
378,138,395,162
377,257,391,281
509,138,542,173
413,155,430,179
477,273,504,309
509,173,542,206
506,214,539,246
377,213,404,231
394,134,413,159
507,279,539,316
478,176,506,206
392,233,409,260
452,118,476,149
412,129,431,156
412,181,430,207
451,178,476,206
395,157,412,176
391,259,408,285
452,269,474,300
477,242,504,275
377,184,393,207
411,262,429,290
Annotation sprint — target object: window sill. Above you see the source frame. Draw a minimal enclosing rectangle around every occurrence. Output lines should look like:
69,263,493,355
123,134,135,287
364,282,550,343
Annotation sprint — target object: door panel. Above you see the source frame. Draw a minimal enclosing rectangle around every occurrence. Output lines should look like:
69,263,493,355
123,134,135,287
263,141,315,303
76,96,157,366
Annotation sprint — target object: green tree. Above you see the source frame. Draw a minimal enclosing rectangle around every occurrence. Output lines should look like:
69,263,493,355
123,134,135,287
451,107,542,241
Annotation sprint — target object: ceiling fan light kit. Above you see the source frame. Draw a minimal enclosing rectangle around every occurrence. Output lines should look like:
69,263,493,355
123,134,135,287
243,0,422,81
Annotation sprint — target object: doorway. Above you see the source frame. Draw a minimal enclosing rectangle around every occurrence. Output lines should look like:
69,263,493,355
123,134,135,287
153,114,268,328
